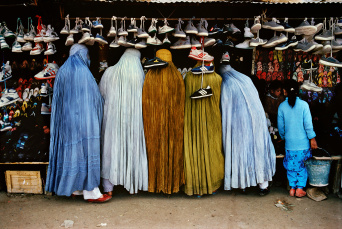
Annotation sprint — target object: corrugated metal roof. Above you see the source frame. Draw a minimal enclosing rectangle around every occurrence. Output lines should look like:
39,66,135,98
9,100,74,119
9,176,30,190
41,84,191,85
140,0,342,3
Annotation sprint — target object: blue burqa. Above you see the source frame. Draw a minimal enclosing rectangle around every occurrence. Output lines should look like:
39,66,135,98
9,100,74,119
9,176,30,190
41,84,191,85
218,64,276,190
46,44,103,196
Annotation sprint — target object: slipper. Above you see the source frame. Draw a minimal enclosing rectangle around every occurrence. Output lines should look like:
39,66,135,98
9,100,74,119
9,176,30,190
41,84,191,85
87,194,112,203
295,188,306,198
289,189,295,197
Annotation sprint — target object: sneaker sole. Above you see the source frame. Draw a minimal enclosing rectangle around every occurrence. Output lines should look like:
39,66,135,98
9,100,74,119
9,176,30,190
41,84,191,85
65,40,74,46
137,34,149,38
190,94,212,99
0,126,12,132
173,34,187,38
95,39,108,45
30,51,43,55
44,51,57,55
268,26,285,31
0,76,12,82
22,48,32,51
192,70,214,74
295,26,317,35
118,32,128,36
319,59,342,68
188,54,214,62
12,49,23,53
110,44,120,48
34,75,56,80
127,29,138,33
170,44,192,49
284,28,295,33
275,41,298,50
315,35,334,41
159,29,175,35
135,45,147,49
0,97,20,106
204,40,216,47
93,25,103,29
184,30,198,35
33,38,44,43
197,32,209,36
60,31,69,35
301,85,323,92
78,38,91,44
302,45,316,52
144,63,167,68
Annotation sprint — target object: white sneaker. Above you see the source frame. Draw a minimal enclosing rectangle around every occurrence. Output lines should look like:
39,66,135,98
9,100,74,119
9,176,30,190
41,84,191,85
43,26,59,42
78,32,91,44
34,62,59,80
163,34,171,44
188,47,214,62
146,35,162,45
158,18,174,34
117,36,127,46
109,37,120,48
148,18,158,34
24,21,36,41
137,16,149,39
107,16,117,37
65,34,74,46
251,16,261,33
0,61,12,82
127,18,138,33
191,36,201,48
30,43,44,55
118,18,128,36
21,41,32,51
170,36,191,49
12,40,22,53
184,19,198,34
70,18,81,34
60,14,70,34
135,39,147,49
86,33,95,46
0,88,20,107
244,27,254,38
235,39,254,49
44,42,57,55
301,80,323,92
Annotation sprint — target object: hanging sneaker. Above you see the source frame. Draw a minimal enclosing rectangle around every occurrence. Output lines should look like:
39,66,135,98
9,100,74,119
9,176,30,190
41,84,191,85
170,36,191,49
118,18,128,36
315,29,334,41
148,18,158,34
158,18,174,34
0,61,12,82
118,35,128,46
41,103,51,115
163,34,171,45
331,38,342,50
146,35,162,45
190,86,213,99
107,16,117,37
44,42,57,55
188,47,214,62
250,37,267,47
34,62,59,80
301,80,323,92
0,89,20,107
126,37,139,47
21,41,32,51
24,17,36,40
33,30,44,43
196,18,209,37
262,18,284,31
2,22,15,38
137,16,149,38
334,26,342,36
30,43,44,55
262,33,287,48
244,27,254,38
191,36,201,48
275,35,298,50
319,56,342,67
85,33,95,46
235,39,253,49
43,26,59,42
184,19,198,35
127,18,138,33
0,38,9,49
203,37,215,47
94,33,108,45
70,18,81,34
212,39,223,47
294,38,316,52
220,51,230,63
109,36,120,48
250,16,261,34
223,38,235,47
12,39,22,53
295,18,317,35
143,57,168,68
208,24,223,36
229,23,242,34
135,39,147,49
78,32,91,44
82,17,92,32
321,41,332,53
92,17,103,29
281,18,295,33
16,18,26,43
65,34,74,46
173,18,186,38
60,14,70,34
191,63,214,74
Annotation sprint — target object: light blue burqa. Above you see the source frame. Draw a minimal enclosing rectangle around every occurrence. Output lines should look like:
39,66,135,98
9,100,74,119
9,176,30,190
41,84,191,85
99,48,148,194
46,44,103,196
219,64,276,190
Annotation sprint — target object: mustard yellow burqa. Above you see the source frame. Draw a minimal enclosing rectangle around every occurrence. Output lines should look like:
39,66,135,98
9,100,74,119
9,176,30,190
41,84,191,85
142,49,185,194
183,62,224,196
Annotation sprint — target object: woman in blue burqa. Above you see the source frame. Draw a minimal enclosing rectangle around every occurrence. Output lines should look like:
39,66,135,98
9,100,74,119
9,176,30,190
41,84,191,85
99,48,148,195
218,51,276,195
46,44,111,202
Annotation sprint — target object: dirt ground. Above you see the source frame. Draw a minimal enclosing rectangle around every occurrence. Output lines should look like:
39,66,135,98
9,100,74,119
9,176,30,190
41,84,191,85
0,186,341,229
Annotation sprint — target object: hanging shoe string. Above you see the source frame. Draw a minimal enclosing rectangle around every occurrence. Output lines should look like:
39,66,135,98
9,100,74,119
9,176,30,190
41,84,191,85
200,18,208,29
178,18,184,30
140,16,146,30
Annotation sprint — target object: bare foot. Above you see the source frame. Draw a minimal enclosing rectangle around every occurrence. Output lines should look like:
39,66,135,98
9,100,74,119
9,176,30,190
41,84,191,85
289,189,295,197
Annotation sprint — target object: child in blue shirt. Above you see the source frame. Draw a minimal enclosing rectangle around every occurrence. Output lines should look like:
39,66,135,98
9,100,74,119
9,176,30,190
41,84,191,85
277,80,318,198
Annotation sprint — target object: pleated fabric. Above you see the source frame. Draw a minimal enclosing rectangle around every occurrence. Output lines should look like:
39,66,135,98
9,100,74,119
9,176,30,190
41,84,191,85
99,48,148,194
46,44,103,196
142,49,185,194
218,64,276,190
183,63,224,196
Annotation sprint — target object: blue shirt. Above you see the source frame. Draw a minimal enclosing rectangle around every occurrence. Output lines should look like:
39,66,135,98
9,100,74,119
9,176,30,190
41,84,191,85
277,97,316,150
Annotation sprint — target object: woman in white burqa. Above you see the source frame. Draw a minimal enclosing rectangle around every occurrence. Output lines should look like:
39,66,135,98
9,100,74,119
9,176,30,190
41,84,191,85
99,48,148,195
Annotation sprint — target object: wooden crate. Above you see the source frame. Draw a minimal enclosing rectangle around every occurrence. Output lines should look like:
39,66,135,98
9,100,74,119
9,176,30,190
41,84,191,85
5,171,43,194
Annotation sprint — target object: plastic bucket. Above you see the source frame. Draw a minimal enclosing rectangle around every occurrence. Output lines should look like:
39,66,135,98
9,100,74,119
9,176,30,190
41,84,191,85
305,158,332,187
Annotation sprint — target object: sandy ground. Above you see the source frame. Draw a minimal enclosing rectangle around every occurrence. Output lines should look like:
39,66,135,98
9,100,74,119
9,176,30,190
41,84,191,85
0,186,341,229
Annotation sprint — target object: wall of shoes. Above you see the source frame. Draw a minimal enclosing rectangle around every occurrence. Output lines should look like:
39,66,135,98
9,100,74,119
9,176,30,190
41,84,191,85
0,10,342,163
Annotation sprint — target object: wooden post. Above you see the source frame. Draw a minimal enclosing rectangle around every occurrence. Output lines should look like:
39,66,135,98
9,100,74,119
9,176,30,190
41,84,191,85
332,159,342,194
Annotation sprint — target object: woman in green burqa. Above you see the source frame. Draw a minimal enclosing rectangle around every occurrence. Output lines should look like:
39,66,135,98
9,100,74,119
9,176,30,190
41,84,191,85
183,61,224,196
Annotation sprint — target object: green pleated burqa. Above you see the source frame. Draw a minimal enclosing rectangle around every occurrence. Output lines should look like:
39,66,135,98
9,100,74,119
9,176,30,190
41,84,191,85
142,49,185,194
183,63,224,196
